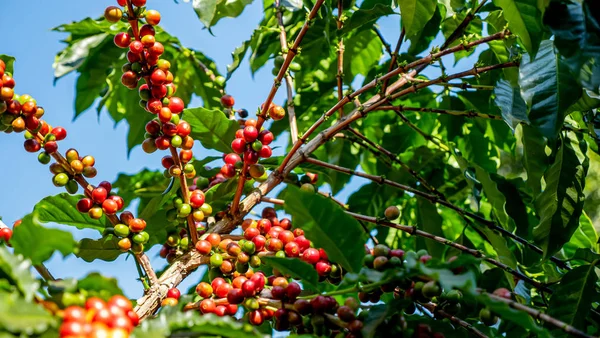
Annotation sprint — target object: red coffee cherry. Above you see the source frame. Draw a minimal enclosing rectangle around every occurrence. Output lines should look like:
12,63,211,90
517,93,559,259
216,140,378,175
145,9,161,25
166,288,181,300
114,32,131,48
92,187,108,204
220,95,235,107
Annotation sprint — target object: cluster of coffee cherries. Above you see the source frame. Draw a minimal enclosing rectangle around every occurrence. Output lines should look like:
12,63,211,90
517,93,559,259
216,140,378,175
75,181,125,220
143,117,194,160
159,146,196,179
48,149,98,195
59,296,139,338
107,211,149,253
230,118,274,167
0,61,45,134
106,0,197,160
196,207,341,280
159,190,213,262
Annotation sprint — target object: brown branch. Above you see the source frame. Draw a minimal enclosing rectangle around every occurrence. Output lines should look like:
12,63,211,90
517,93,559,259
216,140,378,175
420,302,488,338
275,1,299,143
486,293,595,338
230,0,325,215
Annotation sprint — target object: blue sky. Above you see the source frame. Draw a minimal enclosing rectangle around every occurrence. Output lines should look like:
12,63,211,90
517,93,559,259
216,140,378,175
0,1,476,298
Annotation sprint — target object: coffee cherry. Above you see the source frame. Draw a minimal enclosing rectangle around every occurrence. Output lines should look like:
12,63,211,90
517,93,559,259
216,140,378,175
422,281,441,298
145,10,161,25
102,199,119,215
196,282,213,298
315,261,331,276
131,0,147,6
104,6,123,22
91,187,108,204
286,282,302,300
0,228,13,244
200,299,216,314
53,173,70,187
347,320,364,333
114,34,130,50
227,288,245,304
129,218,146,232
241,280,257,297
479,308,498,326
493,287,511,300
166,288,180,300
270,105,285,120
243,126,258,143
220,95,235,107
23,139,41,153
257,130,274,146
76,198,94,213
50,126,67,141
384,206,400,220
129,40,144,54
148,42,164,56
258,145,272,158
302,248,320,265
284,241,300,257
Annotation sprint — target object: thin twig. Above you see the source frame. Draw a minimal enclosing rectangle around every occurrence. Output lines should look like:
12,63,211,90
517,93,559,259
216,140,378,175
275,1,299,143
337,0,345,117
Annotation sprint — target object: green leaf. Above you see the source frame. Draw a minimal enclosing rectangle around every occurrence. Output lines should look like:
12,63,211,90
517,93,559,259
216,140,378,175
399,0,437,37
11,213,77,265
342,0,396,35
184,107,239,153
136,311,263,338
416,197,445,258
0,292,57,335
192,0,253,29
0,247,39,302
533,133,588,258
408,7,442,55
75,236,122,262
520,124,548,195
494,79,529,130
492,0,544,55
261,257,319,290
53,34,108,79
474,167,517,233
282,186,368,272
519,40,583,141
77,272,124,296
139,179,179,220
547,263,599,337
0,55,16,74
343,29,384,83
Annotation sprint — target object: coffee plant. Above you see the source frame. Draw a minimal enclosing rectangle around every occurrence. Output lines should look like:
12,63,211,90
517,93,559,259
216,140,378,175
1,0,599,336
